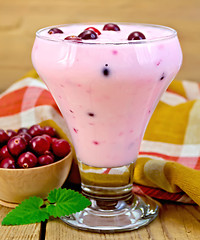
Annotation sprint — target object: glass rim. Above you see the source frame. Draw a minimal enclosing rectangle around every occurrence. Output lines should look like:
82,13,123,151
35,22,178,45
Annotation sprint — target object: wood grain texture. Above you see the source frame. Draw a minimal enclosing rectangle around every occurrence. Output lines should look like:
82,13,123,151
0,202,199,239
0,205,41,240
45,203,200,240
0,0,200,91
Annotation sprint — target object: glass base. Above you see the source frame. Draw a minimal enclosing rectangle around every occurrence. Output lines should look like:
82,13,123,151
60,161,159,233
60,193,159,233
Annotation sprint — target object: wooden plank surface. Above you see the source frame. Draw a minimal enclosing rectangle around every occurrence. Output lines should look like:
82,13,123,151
45,203,200,240
0,0,200,91
0,202,200,239
0,205,41,240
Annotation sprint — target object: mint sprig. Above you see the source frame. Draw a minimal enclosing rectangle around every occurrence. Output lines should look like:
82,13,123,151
47,188,91,217
2,188,91,226
2,197,49,225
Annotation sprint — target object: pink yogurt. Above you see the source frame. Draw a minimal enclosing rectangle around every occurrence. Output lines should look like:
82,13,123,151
32,23,182,167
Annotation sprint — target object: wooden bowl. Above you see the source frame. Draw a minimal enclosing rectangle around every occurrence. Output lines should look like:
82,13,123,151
0,151,72,205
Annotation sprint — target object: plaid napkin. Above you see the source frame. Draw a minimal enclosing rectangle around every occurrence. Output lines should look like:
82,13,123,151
0,70,200,206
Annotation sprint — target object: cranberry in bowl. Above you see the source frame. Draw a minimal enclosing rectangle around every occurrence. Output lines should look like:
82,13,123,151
0,124,73,204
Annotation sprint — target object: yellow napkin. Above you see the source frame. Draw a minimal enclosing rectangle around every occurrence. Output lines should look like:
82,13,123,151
134,80,200,205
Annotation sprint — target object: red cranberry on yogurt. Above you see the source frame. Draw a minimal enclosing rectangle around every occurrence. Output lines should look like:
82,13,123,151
78,30,98,40
103,23,120,31
48,28,63,34
85,27,101,35
128,31,146,40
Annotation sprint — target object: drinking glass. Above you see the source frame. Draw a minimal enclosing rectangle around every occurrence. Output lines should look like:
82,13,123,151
32,23,182,233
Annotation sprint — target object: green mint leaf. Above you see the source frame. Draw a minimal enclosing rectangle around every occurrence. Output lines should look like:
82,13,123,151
2,196,49,226
1,188,91,226
47,188,91,218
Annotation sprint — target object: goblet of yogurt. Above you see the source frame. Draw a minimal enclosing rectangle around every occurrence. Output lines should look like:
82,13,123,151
32,23,182,232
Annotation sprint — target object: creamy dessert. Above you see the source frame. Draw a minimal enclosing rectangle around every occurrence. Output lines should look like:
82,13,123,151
32,23,182,167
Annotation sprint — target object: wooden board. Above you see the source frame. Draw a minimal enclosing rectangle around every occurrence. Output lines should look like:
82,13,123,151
0,0,200,91
45,203,200,240
0,205,41,240
0,201,200,239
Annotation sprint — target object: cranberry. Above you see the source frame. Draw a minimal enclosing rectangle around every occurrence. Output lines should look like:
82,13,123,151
0,129,9,146
38,154,54,166
7,136,27,156
42,134,52,145
160,72,165,81
85,27,101,35
28,125,44,137
64,36,82,42
51,137,58,144
6,129,17,139
43,150,55,161
73,128,78,133
29,136,50,155
0,158,15,169
78,30,98,40
128,31,146,40
0,145,12,161
17,128,29,134
103,67,110,76
43,126,56,137
51,139,71,158
103,23,120,31
48,28,63,34
17,152,38,168
18,133,32,143
88,112,95,117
